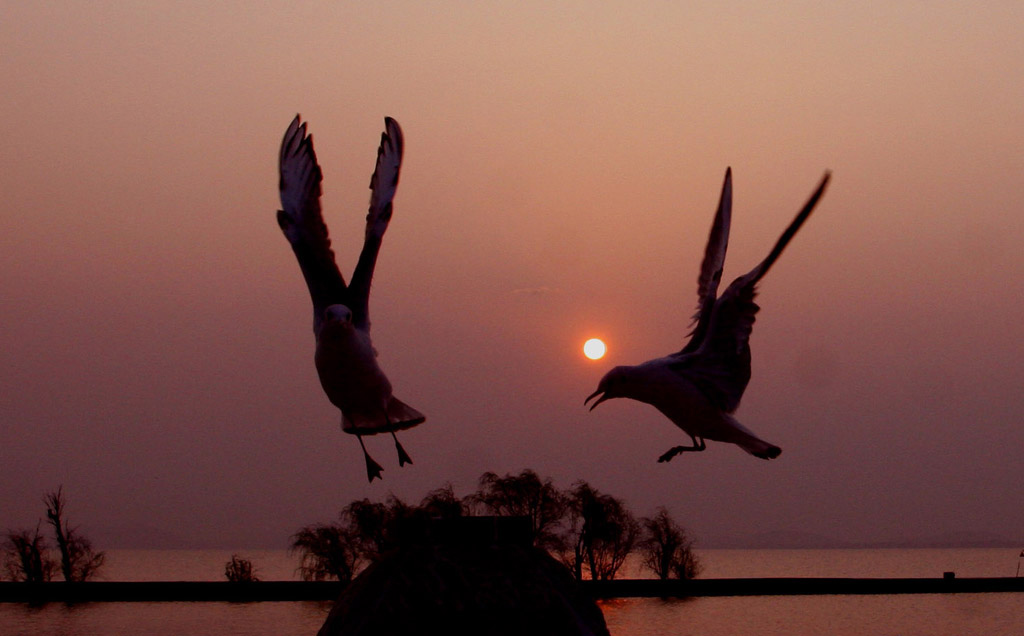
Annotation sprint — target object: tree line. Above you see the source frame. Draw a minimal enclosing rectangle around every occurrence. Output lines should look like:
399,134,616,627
291,469,701,584
2,486,105,582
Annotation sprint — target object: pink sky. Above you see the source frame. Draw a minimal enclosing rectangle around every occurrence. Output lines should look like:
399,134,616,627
1,2,1021,548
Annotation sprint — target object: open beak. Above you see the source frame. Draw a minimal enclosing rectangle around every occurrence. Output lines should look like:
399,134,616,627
585,389,607,411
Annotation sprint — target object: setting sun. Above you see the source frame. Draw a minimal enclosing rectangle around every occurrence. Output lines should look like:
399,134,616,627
583,338,607,360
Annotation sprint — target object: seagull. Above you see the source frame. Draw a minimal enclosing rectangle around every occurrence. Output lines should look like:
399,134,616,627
585,168,830,462
277,115,425,482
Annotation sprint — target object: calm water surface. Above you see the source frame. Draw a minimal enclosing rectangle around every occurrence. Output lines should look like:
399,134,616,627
2,548,1021,635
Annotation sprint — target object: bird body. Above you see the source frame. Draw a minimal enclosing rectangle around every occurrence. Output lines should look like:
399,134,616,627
587,168,830,462
277,115,423,481
594,358,781,459
314,308,423,435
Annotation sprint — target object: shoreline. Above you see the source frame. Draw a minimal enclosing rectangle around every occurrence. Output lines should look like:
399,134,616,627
2,577,1022,603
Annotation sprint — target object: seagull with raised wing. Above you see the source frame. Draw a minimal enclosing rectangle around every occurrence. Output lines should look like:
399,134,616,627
586,168,830,462
277,115,425,482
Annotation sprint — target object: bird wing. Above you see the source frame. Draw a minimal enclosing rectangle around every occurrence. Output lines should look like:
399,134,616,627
678,167,732,355
277,115,348,333
348,117,404,331
672,172,831,412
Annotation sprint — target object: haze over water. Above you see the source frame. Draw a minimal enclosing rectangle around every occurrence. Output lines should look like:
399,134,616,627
1,2,1022,554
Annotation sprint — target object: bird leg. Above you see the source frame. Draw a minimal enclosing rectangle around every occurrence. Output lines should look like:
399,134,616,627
658,436,707,463
392,432,413,467
381,408,413,467
358,435,384,482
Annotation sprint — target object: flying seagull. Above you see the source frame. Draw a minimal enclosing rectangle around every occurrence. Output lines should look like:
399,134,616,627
585,168,830,462
277,115,425,482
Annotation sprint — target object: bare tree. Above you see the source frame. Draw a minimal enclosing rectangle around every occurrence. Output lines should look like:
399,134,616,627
419,484,465,519
562,481,639,581
470,470,566,551
560,493,587,581
290,472,699,587
341,496,428,559
638,507,702,580
43,487,104,582
292,495,435,583
2,525,56,582
224,554,260,582
290,523,362,583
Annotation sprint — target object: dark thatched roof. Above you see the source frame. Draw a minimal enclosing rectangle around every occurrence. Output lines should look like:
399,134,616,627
317,517,609,636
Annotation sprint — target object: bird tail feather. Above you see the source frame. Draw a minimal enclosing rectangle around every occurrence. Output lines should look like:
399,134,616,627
745,441,782,460
725,416,782,460
386,397,425,432
341,398,425,435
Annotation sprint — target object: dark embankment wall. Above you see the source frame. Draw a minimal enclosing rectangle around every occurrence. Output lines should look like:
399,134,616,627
2,577,1022,603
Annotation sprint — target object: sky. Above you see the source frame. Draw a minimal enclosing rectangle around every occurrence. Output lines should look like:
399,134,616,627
1,1,1022,550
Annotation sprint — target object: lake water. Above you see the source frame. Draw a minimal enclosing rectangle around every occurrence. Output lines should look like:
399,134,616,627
2,548,1021,635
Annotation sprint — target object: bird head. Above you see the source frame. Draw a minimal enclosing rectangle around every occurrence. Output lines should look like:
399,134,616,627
585,366,629,411
323,304,354,326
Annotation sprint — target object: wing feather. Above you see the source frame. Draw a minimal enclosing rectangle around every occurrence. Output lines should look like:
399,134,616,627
277,115,348,332
673,172,831,412
679,167,732,355
366,116,404,237
349,117,404,330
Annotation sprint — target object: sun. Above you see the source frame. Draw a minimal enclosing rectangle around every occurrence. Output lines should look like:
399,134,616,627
583,338,607,360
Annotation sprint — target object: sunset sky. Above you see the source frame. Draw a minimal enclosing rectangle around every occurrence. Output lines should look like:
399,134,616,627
2,2,1021,549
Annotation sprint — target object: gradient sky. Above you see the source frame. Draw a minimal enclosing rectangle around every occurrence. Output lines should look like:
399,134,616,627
2,1,1021,549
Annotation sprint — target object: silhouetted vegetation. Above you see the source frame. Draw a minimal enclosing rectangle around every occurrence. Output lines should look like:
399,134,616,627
2,525,56,582
638,507,702,580
291,524,363,583
224,555,260,582
469,470,566,551
342,496,425,559
3,487,104,583
292,470,699,582
419,484,466,519
562,481,640,581
44,487,105,582
291,489,463,582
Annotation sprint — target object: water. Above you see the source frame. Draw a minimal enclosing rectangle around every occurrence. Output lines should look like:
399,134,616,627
599,594,1023,636
92,549,304,583
2,548,1021,635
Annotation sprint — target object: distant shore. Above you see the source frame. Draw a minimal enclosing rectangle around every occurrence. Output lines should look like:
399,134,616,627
2,576,1022,603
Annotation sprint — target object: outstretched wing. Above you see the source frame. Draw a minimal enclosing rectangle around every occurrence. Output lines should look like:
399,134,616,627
678,167,732,355
673,172,831,412
367,117,404,237
277,115,349,334
349,117,404,330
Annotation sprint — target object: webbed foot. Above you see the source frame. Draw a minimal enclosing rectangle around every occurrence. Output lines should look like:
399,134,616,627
392,432,413,467
358,436,384,482
657,437,706,463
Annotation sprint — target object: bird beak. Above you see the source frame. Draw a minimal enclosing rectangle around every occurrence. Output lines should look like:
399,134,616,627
585,389,607,411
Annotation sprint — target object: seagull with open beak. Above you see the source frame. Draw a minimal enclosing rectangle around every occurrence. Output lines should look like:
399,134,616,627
586,168,830,463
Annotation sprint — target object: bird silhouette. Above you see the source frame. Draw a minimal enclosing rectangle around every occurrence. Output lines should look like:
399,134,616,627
277,115,424,482
586,168,830,462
